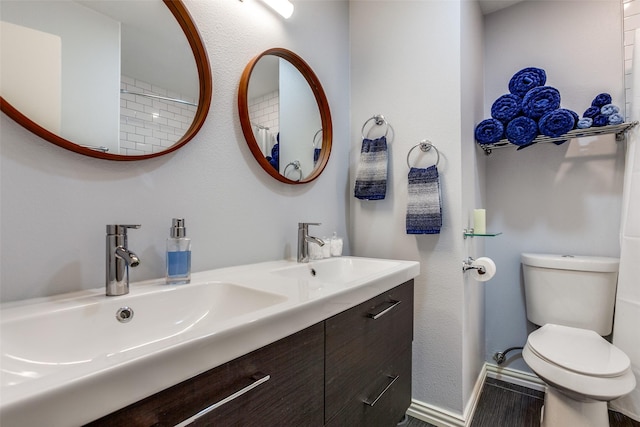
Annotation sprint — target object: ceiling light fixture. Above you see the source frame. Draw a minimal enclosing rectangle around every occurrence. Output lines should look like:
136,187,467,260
260,0,294,19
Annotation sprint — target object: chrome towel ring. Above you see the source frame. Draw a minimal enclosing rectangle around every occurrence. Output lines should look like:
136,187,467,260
407,140,440,169
361,114,390,139
313,129,323,148
284,160,303,181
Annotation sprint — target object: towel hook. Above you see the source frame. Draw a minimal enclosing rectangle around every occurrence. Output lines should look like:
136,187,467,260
407,140,440,169
361,114,390,139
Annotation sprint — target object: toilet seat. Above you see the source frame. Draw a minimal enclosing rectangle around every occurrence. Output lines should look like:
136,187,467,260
523,324,636,401
528,324,630,377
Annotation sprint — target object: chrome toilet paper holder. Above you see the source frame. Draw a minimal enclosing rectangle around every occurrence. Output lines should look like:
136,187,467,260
462,257,486,274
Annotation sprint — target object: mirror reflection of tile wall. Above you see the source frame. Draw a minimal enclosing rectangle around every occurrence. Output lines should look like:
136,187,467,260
119,75,197,155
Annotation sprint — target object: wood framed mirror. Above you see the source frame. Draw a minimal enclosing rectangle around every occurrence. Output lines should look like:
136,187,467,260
0,0,212,161
238,48,332,184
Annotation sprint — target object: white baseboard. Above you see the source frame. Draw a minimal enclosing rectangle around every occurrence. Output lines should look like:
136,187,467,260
406,363,548,426
485,363,546,393
406,363,487,427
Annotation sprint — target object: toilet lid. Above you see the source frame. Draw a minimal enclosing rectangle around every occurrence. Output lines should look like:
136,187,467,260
528,324,631,377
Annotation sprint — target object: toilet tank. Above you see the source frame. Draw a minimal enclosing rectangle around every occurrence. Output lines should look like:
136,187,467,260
521,253,619,336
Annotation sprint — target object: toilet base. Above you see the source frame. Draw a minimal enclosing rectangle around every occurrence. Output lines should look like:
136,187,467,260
541,387,609,427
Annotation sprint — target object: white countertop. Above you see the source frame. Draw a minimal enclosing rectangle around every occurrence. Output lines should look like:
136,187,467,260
0,256,419,426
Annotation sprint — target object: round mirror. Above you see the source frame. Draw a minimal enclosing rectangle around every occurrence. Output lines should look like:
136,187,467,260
238,48,332,184
0,0,211,160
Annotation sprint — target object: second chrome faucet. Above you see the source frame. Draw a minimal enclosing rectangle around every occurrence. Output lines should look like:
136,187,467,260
106,224,141,296
297,222,325,263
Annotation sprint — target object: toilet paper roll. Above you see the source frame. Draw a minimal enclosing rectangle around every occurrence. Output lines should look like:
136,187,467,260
471,257,496,282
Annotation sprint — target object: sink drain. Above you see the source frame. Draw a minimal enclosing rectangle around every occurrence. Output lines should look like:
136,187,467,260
116,306,134,323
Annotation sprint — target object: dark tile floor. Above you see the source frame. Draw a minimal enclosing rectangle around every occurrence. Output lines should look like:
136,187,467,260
406,377,640,427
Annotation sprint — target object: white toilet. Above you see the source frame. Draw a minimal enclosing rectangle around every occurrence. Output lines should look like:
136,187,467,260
521,253,636,427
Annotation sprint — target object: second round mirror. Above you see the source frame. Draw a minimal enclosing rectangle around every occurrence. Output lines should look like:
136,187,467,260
238,48,332,184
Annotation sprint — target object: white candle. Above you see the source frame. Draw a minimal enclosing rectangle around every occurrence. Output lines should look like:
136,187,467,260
474,209,486,234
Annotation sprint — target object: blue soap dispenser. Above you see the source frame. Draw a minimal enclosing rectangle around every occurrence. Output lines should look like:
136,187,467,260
166,218,191,284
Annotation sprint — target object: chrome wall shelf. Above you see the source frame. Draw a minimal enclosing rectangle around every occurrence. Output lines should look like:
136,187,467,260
478,121,638,155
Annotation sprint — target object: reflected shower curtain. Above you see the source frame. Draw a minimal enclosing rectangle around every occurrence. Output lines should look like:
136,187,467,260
610,28,640,423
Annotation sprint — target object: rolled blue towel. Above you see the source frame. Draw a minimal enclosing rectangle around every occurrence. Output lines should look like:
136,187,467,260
583,106,600,119
475,118,504,144
506,116,538,146
354,136,388,200
406,166,442,234
538,109,576,138
608,113,624,125
593,114,609,127
577,117,593,129
509,67,547,97
600,104,620,116
491,94,522,123
522,86,561,119
592,93,612,107
569,110,579,123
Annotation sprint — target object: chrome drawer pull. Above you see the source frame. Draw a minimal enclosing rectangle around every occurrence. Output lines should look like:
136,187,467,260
173,372,270,427
363,375,400,407
367,299,401,320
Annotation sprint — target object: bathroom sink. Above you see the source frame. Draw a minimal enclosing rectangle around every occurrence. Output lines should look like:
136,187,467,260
0,257,418,426
1,282,287,390
270,257,404,284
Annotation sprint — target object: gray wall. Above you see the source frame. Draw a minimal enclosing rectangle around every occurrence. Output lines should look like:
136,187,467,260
349,0,486,416
483,0,625,372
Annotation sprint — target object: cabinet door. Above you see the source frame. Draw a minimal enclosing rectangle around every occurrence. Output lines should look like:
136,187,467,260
86,322,324,427
325,280,414,425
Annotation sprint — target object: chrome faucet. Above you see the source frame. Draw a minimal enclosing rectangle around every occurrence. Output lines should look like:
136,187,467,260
297,222,325,263
106,224,141,296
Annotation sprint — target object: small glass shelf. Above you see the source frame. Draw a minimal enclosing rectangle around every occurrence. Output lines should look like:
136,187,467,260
463,229,502,239
477,121,638,155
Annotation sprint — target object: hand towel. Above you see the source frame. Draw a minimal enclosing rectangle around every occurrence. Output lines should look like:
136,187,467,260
577,117,593,129
538,108,576,137
406,166,442,234
354,136,388,200
592,93,612,107
608,113,624,125
600,104,620,116
593,114,609,127
522,86,561,119
491,94,522,123
506,116,538,146
583,105,600,119
509,67,547,97
475,118,504,144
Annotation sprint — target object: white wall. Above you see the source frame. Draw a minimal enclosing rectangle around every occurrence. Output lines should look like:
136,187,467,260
350,0,485,416
483,0,625,372
0,0,350,302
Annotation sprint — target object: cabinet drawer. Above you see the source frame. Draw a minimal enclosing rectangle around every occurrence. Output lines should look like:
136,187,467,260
86,322,324,427
325,280,414,422
325,345,412,427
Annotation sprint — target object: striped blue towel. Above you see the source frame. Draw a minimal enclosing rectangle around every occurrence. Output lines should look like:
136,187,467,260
406,166,442,234
354,136,388,200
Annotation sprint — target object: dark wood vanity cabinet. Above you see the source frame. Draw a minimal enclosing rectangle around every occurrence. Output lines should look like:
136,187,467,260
86,323,325,427
325,280,414,426
86,280,414,427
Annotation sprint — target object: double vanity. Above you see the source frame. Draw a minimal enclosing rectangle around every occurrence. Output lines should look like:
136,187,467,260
1,257,419,426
